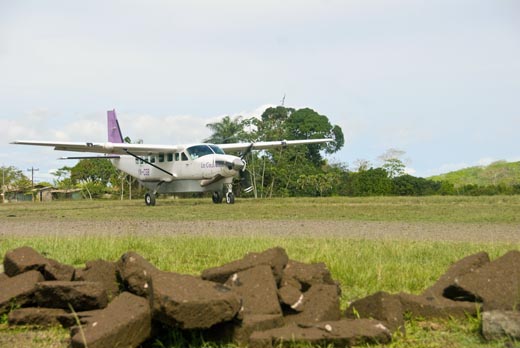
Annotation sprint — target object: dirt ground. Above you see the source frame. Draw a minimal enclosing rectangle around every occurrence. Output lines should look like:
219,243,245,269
1,219,519,243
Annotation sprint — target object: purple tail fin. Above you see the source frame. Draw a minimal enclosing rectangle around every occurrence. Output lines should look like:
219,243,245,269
107,109,124,143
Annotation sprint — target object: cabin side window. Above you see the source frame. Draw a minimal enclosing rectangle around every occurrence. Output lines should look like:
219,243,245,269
181,152,188,161
175,153,180,161
158,153,165,162
150,156,155,163
167,153,173,162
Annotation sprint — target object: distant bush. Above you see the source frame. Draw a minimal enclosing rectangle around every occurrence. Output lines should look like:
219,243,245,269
455,184,520,196
392,175,442,196
338,169,519,197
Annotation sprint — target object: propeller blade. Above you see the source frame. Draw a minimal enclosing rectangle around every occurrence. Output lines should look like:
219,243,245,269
241,143,254,160
240,169,253,193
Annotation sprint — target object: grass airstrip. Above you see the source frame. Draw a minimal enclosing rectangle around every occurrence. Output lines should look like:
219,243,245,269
1,196,519,347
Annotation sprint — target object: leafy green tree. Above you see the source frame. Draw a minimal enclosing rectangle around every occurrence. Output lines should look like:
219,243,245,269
297,172,341,197
256,106,295,141
255,107,344,166
284,108,344,153
71,159,117,199
326,162,350,196
251,106,344,196
203,106,344,197
392,175,441,196
382,158,406,178
437,181,455,195
71,159,115,185
1,166,32,191
378,149,406,178
51,166,75,189
265,146,322,197
352,159,372,172
346,168,393,196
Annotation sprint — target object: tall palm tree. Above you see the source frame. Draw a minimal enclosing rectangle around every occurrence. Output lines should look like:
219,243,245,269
204,115,245,144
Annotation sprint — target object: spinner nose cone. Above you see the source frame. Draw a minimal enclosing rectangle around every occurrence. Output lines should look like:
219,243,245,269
232,158,245,171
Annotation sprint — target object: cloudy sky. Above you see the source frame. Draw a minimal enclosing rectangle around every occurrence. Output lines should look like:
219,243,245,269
1,0,519,183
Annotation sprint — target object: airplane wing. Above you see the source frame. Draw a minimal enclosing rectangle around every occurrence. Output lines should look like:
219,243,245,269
11,141,182,155
218,138,333,152
12,138,333,155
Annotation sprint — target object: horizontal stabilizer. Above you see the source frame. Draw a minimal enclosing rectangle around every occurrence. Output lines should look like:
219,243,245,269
59,155,121,160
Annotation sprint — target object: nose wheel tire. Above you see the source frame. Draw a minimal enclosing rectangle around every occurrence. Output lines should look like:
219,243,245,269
145,193,156,206
226,192,235,204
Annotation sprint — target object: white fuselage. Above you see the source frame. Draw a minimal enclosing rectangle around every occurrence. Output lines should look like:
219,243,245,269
110,144,242,194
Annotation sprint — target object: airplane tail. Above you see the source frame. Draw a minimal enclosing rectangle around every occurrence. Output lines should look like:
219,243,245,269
107,109,124,143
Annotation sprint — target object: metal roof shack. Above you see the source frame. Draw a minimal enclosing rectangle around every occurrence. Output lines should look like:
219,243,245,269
3,186,82,202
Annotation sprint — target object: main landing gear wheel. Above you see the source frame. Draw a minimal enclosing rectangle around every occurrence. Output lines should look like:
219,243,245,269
145,193,156,206
212,191,223,204
226,192,235,204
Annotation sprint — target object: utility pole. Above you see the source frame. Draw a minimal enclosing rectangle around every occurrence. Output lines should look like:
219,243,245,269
1,165,4,203
27,167,39,188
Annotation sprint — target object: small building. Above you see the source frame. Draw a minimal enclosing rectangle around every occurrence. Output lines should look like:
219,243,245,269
35,185,53,202
51,189,83,200
3,186,82,202
4,189,33,202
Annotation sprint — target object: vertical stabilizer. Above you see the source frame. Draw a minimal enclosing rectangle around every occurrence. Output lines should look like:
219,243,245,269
107,109,124,143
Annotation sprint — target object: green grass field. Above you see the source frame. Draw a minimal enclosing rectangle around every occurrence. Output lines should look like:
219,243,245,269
1,195,520,223
1,196,519,347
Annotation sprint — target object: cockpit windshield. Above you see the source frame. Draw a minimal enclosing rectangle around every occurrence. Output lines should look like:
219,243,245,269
186,145,216,160
209,145,225,155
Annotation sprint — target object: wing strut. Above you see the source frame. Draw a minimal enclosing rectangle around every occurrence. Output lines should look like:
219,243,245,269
124,150,175,178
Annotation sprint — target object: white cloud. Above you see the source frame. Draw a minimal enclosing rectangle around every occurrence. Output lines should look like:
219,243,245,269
121,113,208,145
1,119,37,141
0,109,54,141
43,119,105,142
404,167,416,176
1,1,519,185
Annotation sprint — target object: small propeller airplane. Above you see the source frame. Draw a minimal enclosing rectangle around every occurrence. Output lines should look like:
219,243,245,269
12,110,333,206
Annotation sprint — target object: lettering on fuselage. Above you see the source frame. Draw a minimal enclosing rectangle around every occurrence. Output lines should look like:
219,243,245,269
138,168,150,176
201,162,218,169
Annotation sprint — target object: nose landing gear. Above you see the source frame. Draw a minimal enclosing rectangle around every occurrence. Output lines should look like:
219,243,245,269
224,183,235,204
213,183,235,204
226,192,235,204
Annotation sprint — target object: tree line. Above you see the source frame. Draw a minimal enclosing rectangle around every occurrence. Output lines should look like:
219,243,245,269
3,106,519,199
